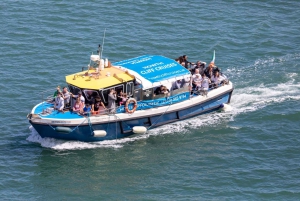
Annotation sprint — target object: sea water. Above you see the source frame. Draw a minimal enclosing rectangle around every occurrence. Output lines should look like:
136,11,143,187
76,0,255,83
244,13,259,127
1,0,300,200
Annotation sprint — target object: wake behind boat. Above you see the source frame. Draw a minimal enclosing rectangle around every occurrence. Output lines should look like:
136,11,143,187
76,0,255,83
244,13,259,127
27,47,233,142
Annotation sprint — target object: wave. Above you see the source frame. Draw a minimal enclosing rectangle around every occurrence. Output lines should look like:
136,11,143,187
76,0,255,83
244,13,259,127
27,75,300,150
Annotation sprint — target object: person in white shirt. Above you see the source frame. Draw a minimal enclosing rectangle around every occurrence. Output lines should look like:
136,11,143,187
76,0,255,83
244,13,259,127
200,74,211,96
211,71,225,88
192,73,202,91
62,87,70,107
54,92,64,113
72,91,85,104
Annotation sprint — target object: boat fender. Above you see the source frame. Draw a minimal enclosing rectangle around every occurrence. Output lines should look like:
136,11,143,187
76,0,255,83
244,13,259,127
55,127,72,134
93,130,107,137
125,98,138,113
132,126,147,134
221,103,232,112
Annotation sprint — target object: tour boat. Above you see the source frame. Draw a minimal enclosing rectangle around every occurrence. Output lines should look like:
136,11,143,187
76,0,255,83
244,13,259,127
27,50,233,142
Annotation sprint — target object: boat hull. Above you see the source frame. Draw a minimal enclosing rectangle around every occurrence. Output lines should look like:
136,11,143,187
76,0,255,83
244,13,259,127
29,89,233,142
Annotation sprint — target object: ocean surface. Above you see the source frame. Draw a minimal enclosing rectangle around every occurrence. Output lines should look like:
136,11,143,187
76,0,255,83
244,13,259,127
1,0,300,200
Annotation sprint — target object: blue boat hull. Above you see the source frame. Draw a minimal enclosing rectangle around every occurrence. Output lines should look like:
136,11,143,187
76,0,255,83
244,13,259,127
30,90,233,142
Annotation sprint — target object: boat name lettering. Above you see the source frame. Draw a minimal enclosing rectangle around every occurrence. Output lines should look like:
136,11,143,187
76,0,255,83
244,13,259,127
130,57,152,65
140,63,177,75
141,68,155,74
142,62,164,69
51,121,71,124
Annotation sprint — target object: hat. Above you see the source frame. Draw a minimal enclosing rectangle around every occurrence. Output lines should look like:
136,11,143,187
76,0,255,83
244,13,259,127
78,91,82,95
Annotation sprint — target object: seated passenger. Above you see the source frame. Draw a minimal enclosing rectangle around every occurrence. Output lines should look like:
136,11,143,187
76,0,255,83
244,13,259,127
192,73,202,91
172,79,184,90
183,76,192,92
154,85,164,96
117,91,124,105
204,63,214,79
204,62,221,79
73,97,83,113
211,71,226,88
162,86,170,96
81,103,91,116
72,91,85,105
118,93,128,106
54,92,64,113
92,98,106,115
192,61,206,75
200,74,211,96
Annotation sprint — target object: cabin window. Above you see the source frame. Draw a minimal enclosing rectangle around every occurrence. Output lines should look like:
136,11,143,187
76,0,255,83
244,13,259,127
68,85,81,95
126,82,134,97
171,85,189,96
83,89,100,102
143,88,153,100
133,88,142,101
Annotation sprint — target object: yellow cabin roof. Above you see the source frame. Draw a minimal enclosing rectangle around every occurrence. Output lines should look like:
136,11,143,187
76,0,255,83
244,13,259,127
65,67,134,90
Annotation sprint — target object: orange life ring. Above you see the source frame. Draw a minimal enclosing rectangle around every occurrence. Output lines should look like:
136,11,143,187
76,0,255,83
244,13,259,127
125,98,137,113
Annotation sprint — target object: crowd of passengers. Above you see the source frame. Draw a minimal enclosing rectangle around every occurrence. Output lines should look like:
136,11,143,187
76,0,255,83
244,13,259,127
52,86,128,115
175,54,229,95
52,54,228,114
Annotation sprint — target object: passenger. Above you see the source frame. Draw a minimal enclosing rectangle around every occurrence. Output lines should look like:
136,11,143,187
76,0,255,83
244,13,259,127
54,92,64,113
53,86,61,98
183,76,192,88
181,55,194,69
192,69,201,88
192,73,202,91
72,97,83,113
92,98,106,115
172,79,184,90
81,103,91,116
162,86,170,96
204,63,213,79
62,87,70,108
200,73,211,96
108,89,117,113
192,61,206,75
178,56,184,64
117,90,124,105
211,71,226,88
119,93,128,106
154,85,164,95
72,91,85,105
86,91,97,105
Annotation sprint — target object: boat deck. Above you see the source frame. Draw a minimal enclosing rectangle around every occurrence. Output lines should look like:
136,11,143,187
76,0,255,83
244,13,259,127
33,102,83,119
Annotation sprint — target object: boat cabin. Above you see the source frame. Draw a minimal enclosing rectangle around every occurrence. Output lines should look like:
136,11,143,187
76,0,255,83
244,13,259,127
65,55,192,113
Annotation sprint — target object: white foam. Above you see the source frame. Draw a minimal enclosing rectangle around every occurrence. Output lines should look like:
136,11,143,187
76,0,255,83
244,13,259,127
27,125,148,150
27,76,300,150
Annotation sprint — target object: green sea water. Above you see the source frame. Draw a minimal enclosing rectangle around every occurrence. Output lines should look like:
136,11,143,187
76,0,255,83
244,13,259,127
1,0,300,200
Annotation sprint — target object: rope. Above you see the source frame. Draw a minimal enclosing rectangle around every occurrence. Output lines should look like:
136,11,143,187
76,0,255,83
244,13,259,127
86,112,94,135
47,116,88,134
146,101,172,131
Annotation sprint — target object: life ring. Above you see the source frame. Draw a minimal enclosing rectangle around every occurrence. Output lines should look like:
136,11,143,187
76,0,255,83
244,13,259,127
125,98,137,113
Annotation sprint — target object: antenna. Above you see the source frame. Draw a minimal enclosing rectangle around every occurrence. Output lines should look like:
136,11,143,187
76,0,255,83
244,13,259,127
100,28,106,60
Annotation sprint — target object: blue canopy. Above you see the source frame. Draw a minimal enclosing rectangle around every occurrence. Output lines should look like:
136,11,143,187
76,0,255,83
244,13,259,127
113,55,191,89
